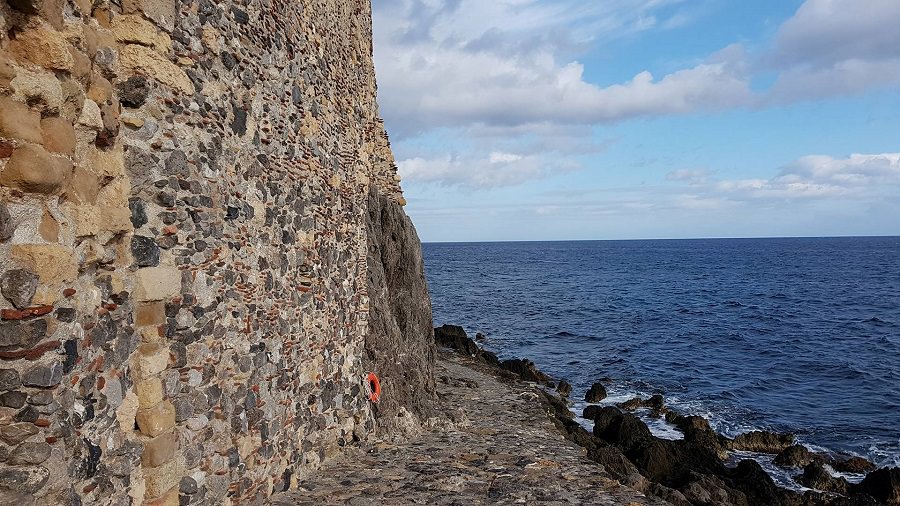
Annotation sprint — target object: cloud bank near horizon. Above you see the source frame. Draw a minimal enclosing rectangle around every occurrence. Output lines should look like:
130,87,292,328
371,0,900,240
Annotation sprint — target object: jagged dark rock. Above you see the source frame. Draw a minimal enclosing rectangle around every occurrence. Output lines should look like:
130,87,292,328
433,324,500,366
831,456,877,474
730,430,795,454
775,444,821,468
726,459,787,506
798,462,851,495
668,412,730,459
856,467,900,504
585,382,608,402
588,445,640,479
499,358,551,383
680,473,746,506
583,404,606,420
364,187,436,425
620,394,666,416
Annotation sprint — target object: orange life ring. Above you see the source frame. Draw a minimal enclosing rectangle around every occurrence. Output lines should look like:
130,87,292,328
365,372,381,403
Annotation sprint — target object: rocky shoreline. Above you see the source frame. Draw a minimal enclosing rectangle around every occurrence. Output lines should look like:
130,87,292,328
434,324,900,505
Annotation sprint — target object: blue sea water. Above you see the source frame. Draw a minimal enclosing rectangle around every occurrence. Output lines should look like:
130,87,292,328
423,237,900,469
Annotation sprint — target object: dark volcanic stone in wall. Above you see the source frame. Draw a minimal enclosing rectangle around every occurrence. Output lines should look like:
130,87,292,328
0,269,38,309
364,187,437,424
130,235,161,267
0,203,13,241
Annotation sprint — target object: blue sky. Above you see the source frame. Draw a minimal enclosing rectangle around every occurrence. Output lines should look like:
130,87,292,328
371,0,900,242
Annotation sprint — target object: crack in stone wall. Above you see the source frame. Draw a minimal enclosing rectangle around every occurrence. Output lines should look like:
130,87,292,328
0,0,427,504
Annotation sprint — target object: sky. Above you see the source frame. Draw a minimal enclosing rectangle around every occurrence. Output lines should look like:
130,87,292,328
370,0,900,242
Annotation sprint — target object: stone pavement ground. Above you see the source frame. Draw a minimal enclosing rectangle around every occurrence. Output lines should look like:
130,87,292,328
271,350,669,505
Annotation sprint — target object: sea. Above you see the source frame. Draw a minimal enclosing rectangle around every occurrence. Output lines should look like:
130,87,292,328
423,237,900,487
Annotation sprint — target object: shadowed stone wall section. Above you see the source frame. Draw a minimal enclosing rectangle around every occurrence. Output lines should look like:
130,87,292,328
0,0,428,504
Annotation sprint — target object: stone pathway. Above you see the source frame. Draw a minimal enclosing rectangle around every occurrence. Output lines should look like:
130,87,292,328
272,351,668,505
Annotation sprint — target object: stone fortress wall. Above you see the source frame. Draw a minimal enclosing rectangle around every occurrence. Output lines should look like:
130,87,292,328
0,0,431,504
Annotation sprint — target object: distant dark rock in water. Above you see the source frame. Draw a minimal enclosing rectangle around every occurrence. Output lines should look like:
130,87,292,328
774,444,822,468
556,380,572,397
858,467,900,504
833,456,878,474
730,430,795,454
619,394,666,416
773,444,876,478
475,332,486,342
585,382,608,402
619,396,646,411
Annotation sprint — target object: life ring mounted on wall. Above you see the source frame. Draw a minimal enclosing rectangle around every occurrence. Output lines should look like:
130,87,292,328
365,372,381,403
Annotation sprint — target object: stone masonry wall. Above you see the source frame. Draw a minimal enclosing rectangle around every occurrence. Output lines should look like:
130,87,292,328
0,0,420,504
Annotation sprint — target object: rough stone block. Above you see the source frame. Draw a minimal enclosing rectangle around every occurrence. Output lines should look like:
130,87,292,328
118,76,151,109
38,209,59,242
143,485,179,506
0,465,50,495
119,45,193,95
87,75,113,105
6,0,65,29
0,369,21,391
0,318,46,348
0,144,72,194
135,267,181,302
9,24,74,71
136,302,166,326
122,0,177,32
8,442,51,465
10,244,78,289
40,117,75,155
135,377,164,408
21,361,63,388
70,205,134,237
10,68,64,114
0,96,43,144
141,430,177,467
133,343,169,379
0,52,15,89
68,167,99,204
135,400,176,438
87,143,125,179
69,47,92,83
112,15,172,52
0,423,39,445
0,391,27,408
77,99,104,130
